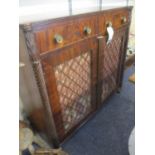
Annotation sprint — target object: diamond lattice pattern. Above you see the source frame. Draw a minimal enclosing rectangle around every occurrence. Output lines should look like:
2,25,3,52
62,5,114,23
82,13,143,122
101,36,122,101
54,52,91,133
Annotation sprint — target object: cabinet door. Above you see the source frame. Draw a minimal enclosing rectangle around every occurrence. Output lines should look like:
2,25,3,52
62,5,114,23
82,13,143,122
41,37,98,141
97,27,128,105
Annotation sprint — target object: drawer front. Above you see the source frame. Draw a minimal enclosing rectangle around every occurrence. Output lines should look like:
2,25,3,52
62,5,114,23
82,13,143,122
98,9,130,34
113,10,130,29
34,16,97,54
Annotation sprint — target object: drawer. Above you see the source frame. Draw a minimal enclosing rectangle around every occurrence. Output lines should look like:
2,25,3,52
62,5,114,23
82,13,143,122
34,16,97,54
113,10,130,29
98,9,130,34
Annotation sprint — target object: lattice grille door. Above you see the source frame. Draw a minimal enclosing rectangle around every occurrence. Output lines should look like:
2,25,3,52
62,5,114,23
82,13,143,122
98,28,127,103
41,38,97,141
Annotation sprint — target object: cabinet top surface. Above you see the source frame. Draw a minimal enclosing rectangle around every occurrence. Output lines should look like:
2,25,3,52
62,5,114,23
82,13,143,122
20,6,132,27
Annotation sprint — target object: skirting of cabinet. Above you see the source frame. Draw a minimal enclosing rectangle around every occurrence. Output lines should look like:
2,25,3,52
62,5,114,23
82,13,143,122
20,6,132,146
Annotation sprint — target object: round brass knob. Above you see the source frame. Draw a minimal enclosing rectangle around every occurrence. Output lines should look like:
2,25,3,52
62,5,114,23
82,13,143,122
106,21,112,27
84,27,92,35
121,16,127,24
54,34,63,44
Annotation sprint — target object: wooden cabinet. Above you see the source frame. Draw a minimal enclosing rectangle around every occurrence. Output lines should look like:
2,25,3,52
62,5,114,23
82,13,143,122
20,7,132,146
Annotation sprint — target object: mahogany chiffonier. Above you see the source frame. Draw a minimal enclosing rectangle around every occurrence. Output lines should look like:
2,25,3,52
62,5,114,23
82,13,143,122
19,6,132,148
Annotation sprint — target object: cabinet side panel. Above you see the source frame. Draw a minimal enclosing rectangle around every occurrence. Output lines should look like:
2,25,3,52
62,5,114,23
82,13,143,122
20,28,49,133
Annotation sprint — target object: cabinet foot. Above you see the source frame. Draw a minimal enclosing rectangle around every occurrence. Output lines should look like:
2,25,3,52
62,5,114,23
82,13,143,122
116,87,121,93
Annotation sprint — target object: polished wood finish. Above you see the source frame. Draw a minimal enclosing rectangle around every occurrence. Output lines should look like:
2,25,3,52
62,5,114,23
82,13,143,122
20,6,132,146
31,7,132,54
34,15,98,54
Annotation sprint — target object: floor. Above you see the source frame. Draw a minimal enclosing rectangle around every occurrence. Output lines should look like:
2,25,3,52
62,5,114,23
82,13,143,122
62,66,135,155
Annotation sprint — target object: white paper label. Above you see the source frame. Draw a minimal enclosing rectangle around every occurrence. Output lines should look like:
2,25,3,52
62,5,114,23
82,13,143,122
107,26,114,44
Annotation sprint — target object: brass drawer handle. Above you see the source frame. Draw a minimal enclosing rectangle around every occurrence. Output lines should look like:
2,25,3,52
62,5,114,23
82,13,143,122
121,16,127,24
106,21,112,27
54,34,63,44
84,26,92,35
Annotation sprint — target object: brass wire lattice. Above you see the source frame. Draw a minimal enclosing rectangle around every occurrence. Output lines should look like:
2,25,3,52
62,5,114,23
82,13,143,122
54,52,92,133
101,36,122,101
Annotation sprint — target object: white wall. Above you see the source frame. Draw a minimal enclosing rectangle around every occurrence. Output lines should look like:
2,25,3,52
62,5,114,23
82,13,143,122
19,0,70,23
19,0,133,23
